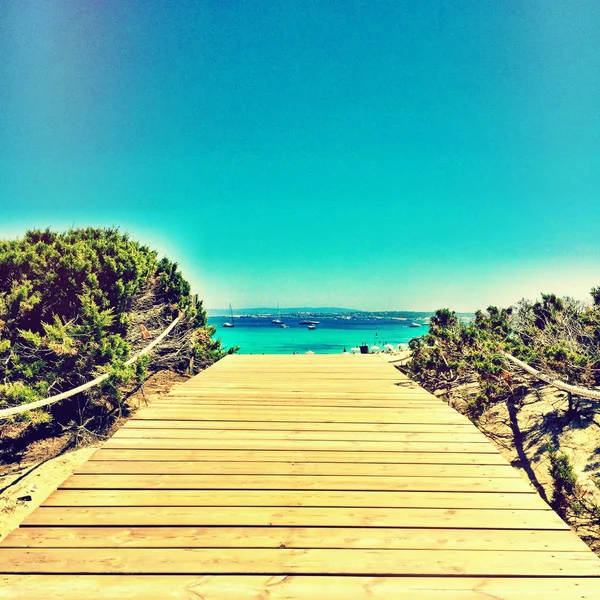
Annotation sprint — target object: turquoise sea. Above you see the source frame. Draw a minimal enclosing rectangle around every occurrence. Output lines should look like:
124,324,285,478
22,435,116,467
209,315,430,355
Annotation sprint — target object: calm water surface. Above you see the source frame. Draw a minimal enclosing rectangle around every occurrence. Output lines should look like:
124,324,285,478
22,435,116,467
209,315,429,355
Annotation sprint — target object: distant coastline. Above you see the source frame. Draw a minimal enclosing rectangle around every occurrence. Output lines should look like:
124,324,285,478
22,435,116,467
208,307,475,319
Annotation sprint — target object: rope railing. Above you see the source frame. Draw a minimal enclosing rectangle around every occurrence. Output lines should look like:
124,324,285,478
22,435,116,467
0,315,182,419
503,351,600,401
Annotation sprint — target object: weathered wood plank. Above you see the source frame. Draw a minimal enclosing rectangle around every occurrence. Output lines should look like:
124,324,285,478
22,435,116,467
90,449,506,464
5,526,582,551
2,575,600,600
134,408,468,424
1,548,598,575
110,428,490,443
122,420,476,433
58,474,533,493
151,399,442,408
74,460,516,478
41,490,545,509
23,506,567,529
163,391,430,398
103,438,498,452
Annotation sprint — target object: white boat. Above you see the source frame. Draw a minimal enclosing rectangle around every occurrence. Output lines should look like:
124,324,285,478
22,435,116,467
272,304,282,324
409,322,421,328
280,323,289,328
222,304,235,328
307,324,316,330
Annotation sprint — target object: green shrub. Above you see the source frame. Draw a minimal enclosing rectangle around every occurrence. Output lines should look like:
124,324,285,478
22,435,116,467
544,444,578,518
0,228,228,412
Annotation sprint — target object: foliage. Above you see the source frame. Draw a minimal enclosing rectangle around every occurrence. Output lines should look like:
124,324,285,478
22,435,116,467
0,228,229,415
543,444,578,518
542,443,600,536
408,291,600,421
407,307,517,419
408,295,600,545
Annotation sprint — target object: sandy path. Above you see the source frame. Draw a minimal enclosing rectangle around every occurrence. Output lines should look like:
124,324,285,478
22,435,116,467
0,445,99,541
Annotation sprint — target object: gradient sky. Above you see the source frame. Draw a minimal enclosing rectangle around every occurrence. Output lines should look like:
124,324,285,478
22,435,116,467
1,1,599,311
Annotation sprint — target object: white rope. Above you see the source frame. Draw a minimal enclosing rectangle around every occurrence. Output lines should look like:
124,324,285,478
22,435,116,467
0,316,182,419
503,351,600,400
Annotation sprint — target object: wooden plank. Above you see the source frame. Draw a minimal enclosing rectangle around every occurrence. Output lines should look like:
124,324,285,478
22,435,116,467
173,378,418,383
41,490,545,510
179,378,408,383
25,506,566,529
135,404,461,415
181,372,404,377
186,365,398,369
158,398,438,406
133,408,468,423
198,376,410,380
172,386,429,392
161,395,434,402
163,388,430,394
151,403,445,411
103,438,498,453
3,575,600,600
173,389,420,393
169,383,424,388
122,420,476,433
172,384,419,389
111,429,490,443
165,390,429,397
190,376,413,381
196,370,405,376
187,366,401,370
186,376,405,382
180,371,410,376
151,399,442,408
75,461,516,478
58,474,534,493
172,384,416,390
176,382,412,386
90,449,508,465
190,379,416,383
1,548,597,575
5,526,582,551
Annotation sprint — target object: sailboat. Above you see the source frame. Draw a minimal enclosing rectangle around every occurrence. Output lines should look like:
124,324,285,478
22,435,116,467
222,304,235,328
272,303,282,324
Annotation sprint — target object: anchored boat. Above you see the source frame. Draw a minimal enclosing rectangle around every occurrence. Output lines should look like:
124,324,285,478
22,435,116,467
222,303,235,328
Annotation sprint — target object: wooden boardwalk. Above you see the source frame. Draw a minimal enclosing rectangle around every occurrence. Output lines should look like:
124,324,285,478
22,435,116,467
1,354,599,598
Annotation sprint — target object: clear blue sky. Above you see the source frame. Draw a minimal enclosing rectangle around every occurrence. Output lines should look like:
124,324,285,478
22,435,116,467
1,1,599,311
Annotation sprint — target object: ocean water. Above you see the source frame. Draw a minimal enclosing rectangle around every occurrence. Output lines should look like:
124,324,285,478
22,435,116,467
208,315,430,355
